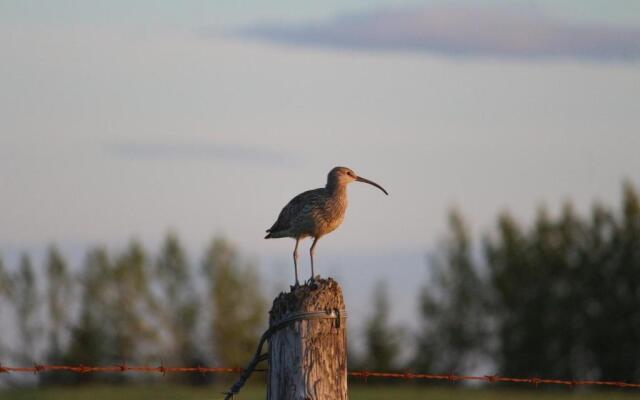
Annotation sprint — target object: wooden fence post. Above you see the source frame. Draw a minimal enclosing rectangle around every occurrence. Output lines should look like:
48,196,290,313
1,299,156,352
267,278,347,400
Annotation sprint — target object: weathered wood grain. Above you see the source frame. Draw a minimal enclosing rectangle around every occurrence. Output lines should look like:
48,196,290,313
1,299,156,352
267,278,347,400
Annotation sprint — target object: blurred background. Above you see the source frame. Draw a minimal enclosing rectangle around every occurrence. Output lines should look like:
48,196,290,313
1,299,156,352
1,1,639,398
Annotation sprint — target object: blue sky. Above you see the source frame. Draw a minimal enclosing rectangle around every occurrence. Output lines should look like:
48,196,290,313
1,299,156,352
1,1,639,334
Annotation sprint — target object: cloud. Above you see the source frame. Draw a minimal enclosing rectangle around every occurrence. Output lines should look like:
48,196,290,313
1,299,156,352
239,5,640,61
106,141,300,167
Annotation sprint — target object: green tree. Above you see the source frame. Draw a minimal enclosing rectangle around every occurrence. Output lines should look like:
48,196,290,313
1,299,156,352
154,233,201,377
484,184,640,381
109,240,159,363
13,254,41,364
363,281,399,371
0,254,13,359
202,237,265,368
64,248,112,383
583,182,640,381
415,210,486,374
46,246,72,363
0,254,10,297
484,208,568,377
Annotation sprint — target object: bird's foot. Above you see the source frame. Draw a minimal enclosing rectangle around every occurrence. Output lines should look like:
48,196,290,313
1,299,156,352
306,275,319,288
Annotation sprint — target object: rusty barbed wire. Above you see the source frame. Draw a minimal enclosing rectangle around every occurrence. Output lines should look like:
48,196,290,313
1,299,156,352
348,371,640,389
0,364,242,375
1,363,639,389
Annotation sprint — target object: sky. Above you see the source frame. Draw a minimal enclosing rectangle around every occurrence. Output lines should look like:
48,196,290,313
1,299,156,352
1,1,640,334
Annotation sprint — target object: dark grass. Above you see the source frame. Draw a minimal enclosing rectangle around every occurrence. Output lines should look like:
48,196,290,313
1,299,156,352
2,383,639,400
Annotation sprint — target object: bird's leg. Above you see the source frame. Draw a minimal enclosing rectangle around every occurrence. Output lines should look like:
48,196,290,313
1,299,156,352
309,237,319,282
293,238,301,287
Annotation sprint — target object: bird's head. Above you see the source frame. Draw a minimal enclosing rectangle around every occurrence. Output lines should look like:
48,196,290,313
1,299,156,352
327,166,388,195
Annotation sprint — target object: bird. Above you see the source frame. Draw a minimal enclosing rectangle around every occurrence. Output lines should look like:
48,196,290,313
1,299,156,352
265,166,388,286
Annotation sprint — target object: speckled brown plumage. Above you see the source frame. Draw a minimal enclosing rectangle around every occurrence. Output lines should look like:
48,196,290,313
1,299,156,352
265,187,347,240
265,166,388,286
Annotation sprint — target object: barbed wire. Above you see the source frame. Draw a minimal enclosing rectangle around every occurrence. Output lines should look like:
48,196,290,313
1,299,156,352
348,371,640,389
1,364,639,389
0,364,242,375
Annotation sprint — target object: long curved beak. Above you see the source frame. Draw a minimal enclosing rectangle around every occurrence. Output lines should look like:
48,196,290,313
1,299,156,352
356,176,389,195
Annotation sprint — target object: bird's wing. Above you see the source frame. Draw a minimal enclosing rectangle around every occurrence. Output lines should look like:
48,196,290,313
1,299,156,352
267,188,323,233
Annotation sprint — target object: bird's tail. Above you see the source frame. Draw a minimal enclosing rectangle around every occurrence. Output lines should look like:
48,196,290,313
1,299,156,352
264,229,287,239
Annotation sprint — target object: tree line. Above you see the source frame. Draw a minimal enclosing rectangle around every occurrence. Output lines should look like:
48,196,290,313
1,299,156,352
0,236,264,385
0,182,638,385
361,181,640,384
